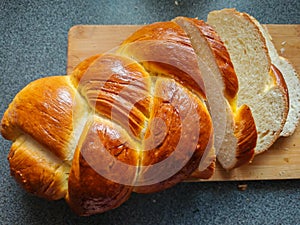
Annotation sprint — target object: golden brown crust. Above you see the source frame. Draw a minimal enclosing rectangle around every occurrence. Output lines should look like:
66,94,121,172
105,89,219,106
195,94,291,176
135,78,213,193
70,54,102,87
8,135,69,200
67,117,139,216
1,76,79,160
190,160,215,179
182,18,238,101
71,54,151,138
233,105,257,168
190,133,215,179
118,21,206,99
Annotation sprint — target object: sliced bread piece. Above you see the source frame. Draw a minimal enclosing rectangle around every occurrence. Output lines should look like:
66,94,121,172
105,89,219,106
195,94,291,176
174,17,257,169
207,8,289,155
249,18,300,137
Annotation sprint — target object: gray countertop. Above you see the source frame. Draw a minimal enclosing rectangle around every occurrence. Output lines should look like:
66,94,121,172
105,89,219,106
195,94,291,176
1,0,300,224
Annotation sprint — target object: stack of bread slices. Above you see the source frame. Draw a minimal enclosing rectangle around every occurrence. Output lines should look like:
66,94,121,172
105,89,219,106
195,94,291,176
116,8,300,172
200,8,300,169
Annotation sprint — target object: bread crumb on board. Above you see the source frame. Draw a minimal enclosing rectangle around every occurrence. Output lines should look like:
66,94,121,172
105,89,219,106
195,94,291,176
279,171,286,176
279,40,286,54
237,184,248,191
174,0,179,6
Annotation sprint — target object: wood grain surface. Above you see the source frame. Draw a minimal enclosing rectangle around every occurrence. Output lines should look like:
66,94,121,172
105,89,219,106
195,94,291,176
67,24,300,181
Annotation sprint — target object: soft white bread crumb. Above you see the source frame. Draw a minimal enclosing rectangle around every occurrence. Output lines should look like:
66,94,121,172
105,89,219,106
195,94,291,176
254,23,300,137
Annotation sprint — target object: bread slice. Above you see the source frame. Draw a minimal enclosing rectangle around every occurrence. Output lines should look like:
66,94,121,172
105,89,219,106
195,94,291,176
249,18,300,137
174,17,257,169
207,9,289,155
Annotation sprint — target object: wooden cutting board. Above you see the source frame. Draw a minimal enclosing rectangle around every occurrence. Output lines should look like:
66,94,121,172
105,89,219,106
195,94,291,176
67,24,300,181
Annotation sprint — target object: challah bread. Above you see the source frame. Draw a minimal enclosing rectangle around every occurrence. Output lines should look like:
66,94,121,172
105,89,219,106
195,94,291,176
249,18,300,137
207,8,289,155
1,10,298,216
1,51,213,214
173,17,257,169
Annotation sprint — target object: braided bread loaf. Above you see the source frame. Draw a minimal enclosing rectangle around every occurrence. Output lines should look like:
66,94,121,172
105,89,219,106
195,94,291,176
1,9,299,216
1,21,216,216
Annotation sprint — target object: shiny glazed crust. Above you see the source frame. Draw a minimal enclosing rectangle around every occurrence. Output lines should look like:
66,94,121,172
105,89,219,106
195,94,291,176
118,21,206,99
66,117,139,215
1,76,81,160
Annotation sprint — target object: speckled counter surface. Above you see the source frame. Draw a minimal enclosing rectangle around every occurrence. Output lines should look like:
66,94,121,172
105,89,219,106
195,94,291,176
1,0,300,224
